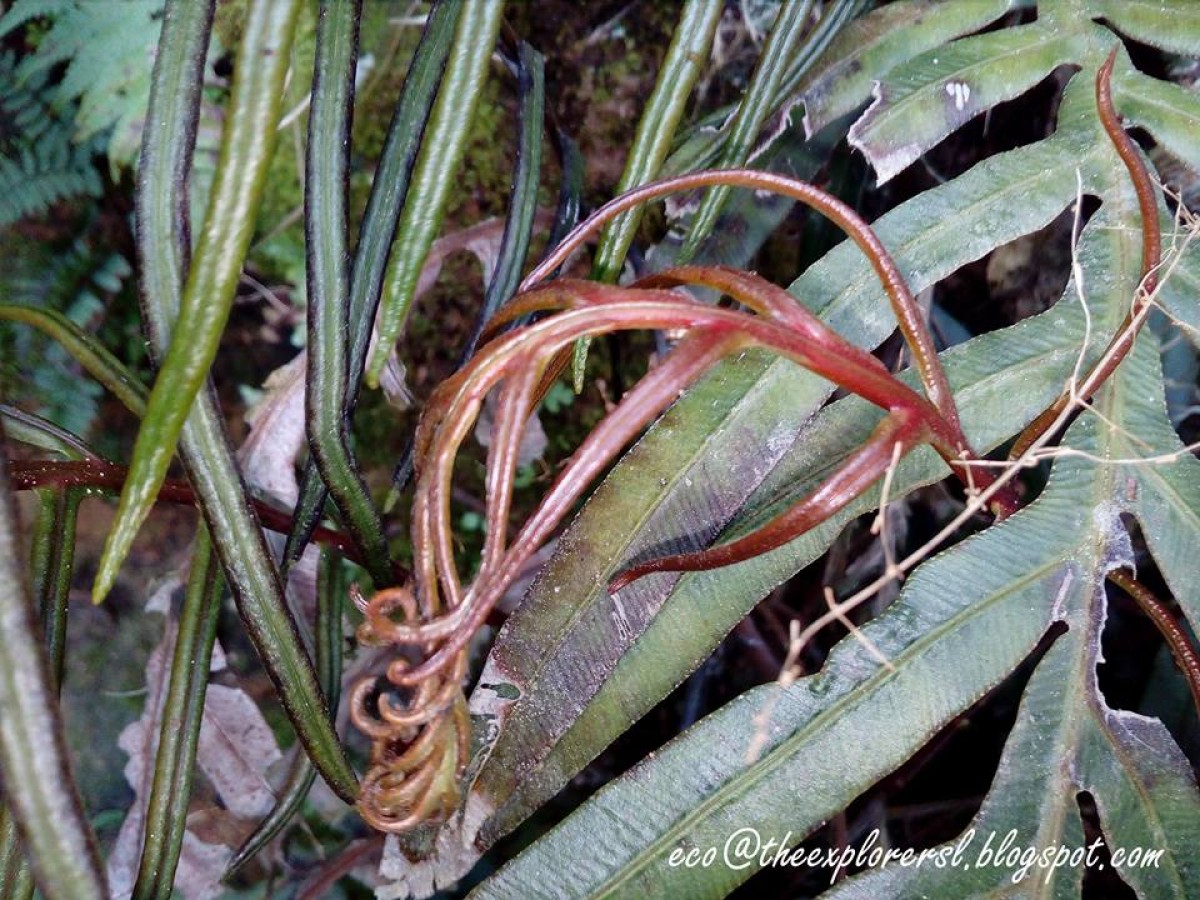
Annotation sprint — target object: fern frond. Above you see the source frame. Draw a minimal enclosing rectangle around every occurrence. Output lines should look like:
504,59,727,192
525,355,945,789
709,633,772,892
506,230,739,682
0,0,71,42
0,52,101,225
0,144,100,228
1,0,165,166
0,232,130,435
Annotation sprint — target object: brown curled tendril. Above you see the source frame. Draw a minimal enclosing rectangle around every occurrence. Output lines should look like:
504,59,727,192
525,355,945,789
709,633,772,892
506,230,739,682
349,585,471,831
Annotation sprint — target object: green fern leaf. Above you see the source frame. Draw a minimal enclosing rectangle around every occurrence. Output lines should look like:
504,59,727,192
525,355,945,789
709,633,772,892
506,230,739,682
0,143,100,227
2,0,165,167
0,52,101,224
419,3,1200,897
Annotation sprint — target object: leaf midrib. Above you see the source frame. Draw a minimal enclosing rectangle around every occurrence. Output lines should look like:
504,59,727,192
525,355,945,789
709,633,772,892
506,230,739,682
590,552,1070,898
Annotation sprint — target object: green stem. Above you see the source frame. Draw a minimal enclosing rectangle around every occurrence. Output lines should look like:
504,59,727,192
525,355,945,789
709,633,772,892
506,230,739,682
225,548,346,876
575,0,720,387
304,0,392,585
774,0,869,103
0,305,147,416
0,485,79,900
29,489,80,691
133,0,356,801
386,39,549,498
468,41,545,349
590,0,722,283
367,0,505,387
0,431,105,898
131,531,223,899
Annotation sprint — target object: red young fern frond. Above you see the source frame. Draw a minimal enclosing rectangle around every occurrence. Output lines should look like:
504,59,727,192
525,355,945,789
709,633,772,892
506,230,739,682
350,52,1169,831
350,181,993,830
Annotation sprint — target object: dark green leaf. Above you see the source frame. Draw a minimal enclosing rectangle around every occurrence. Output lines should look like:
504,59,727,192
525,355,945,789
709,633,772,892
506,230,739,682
96,0,302,602
0,434,106,899
471,41,545,344
132,0,356,802
1114,65,1200,177
681,0,814,258
848,23,1093,183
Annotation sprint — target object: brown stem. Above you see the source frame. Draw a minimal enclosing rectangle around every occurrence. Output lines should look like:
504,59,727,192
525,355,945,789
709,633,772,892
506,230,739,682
296,837,383,900
637,266,1021,515
482,362,543,574
1109,569,1200,718
6,458,390,576
500,282,960,447
522,169,965,447
1009,48,1161,458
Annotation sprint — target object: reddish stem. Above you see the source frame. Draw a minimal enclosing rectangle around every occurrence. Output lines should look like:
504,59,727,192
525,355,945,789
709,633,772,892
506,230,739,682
296,837,383,900
637,266,1021,514
1109,570,1200,717
1009,48,1161,458
609,411,922,592
521,170,965,444
7,458,388,575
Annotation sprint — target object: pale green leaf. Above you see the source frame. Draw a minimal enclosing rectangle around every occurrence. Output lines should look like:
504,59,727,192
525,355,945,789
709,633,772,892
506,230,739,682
801,0,1018,136
1115,66,1200,178
1086,0,1200,56
848,23,1094,183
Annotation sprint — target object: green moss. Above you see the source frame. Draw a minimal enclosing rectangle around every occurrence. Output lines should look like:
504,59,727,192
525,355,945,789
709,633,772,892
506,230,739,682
212,0,249,55
245,3,316,293
347,9,425,229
